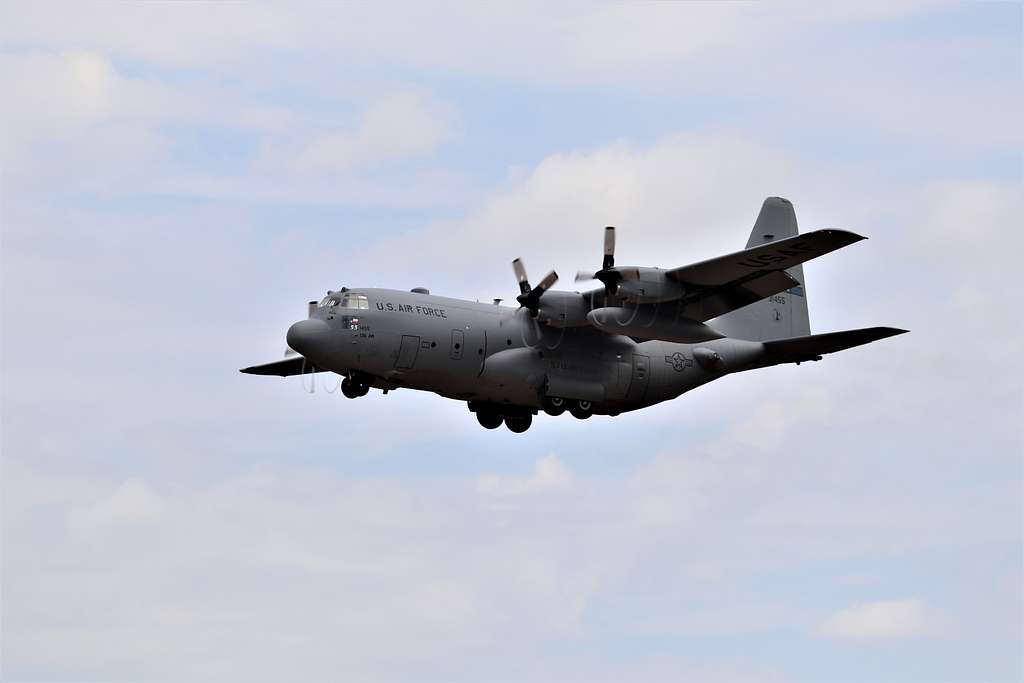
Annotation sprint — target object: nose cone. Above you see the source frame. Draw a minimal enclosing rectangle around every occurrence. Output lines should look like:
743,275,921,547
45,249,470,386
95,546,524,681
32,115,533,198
286,318,330,358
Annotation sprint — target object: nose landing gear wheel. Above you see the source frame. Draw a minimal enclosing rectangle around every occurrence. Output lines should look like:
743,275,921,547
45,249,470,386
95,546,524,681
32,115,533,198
504,415,533,433
476,411,503,429
543,396,566,416
569,400,593,419
341,377,369,398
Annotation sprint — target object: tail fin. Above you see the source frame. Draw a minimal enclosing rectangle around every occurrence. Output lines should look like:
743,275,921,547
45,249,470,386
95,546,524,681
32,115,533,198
710,197,811,341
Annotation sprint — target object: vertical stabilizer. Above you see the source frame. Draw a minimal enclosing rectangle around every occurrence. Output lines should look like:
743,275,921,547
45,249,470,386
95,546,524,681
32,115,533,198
710,197,811,341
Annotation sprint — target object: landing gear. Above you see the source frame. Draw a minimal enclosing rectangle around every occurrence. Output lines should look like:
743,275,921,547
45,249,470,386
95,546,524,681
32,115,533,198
504,414,533,433
543,396,566,416
469,401,535,433
569,400,593,419
476,411,503,429
341,377,369,399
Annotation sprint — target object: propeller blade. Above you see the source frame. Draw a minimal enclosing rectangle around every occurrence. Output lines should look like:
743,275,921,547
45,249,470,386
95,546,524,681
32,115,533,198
575,270,597,282
516,268,558,315
512,258,530,295
603,226,616,270
536,270,558,291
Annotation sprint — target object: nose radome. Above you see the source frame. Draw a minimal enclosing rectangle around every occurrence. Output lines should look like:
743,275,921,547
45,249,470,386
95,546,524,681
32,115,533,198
286,318,330,357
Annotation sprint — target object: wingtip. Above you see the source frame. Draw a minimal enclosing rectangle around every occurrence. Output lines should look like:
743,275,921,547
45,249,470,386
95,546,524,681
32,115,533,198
835,228,868,242
876,327,910,339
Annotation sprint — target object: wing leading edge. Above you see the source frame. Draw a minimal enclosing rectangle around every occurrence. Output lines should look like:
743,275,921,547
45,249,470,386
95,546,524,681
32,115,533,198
667,229,865,288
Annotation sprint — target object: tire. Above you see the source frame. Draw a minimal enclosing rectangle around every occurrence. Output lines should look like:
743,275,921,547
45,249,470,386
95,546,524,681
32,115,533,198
543,396,566,416
504,414,532,433
476,411,503,429
569,400,592,419
341,378,361,399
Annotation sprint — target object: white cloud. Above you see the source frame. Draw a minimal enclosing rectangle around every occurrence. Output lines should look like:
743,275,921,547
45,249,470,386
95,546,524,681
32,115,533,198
289,91,459,173
0,51,167,169
0,3,295,67
819,598,951,639
918,180,1020,248
5,424,1002,680
363,132,811,299
0,51,465,204
478,454,573,496
0,4,932,86
69,478,166,533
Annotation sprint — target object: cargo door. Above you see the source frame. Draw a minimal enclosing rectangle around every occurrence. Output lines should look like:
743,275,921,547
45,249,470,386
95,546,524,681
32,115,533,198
395,335,420,369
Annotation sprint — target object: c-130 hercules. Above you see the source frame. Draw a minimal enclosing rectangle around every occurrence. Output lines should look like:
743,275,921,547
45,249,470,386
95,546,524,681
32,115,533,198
242,197,907,433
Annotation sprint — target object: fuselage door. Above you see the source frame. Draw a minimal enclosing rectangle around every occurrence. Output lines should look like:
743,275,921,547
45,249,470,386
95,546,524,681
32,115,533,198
450,330,464,360
396,335,420,369
627,353,650,403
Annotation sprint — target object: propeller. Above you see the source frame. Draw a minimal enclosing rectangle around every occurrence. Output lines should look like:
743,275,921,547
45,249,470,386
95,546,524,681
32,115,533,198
512,258,558,316
574,226,639,296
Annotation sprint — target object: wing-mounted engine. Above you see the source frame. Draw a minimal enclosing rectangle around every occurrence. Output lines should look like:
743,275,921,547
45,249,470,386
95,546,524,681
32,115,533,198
587,303,724,343
535,290,592,327
511,258,594,327
573,226,687,304
572,220,867,343
612,267,687,304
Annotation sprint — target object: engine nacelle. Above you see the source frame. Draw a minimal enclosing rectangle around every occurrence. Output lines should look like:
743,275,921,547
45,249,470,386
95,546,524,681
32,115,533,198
587,304,725,343
615,267,687,304
536,290,593,327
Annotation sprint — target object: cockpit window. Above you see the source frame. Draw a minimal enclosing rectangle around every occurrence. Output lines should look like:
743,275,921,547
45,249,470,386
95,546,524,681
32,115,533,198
318,296,340,308
318,294,368,309
339,294,369,310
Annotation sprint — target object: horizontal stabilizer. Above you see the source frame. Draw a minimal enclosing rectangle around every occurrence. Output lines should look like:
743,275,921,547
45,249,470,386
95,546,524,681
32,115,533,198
668,228,865,287
761,327,908,364
240,355,324,376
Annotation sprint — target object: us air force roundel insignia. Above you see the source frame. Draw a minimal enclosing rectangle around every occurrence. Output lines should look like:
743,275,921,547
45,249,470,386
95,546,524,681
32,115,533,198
665,352,693,372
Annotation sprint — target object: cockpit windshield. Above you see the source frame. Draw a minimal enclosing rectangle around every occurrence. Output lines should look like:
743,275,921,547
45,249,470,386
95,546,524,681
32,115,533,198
318,293,369,309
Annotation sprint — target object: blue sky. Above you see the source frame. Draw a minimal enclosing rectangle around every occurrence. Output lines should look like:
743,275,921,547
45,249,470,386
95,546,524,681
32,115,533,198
2,3,1022,682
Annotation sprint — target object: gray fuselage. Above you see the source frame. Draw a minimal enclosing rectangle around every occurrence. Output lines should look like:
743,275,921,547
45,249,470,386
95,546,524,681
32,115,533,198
287,287,765,415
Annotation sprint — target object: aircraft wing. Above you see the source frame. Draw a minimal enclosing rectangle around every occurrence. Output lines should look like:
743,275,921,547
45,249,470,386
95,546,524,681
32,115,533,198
239,355,324,376
679,269,800,321
667,229,865,287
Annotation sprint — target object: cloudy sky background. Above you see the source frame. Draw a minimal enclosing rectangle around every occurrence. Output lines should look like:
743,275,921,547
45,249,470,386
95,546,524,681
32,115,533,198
2,3,1021,681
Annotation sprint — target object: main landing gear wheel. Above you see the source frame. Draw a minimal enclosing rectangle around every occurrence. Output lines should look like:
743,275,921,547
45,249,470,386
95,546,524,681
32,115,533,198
476,411,503,430
504,414,533,433
341,377,369,399
569,400,593,419
543,396,566,416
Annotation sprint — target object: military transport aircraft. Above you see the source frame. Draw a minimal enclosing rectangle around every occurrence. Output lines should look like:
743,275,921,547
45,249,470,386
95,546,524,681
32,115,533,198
242,197,906,433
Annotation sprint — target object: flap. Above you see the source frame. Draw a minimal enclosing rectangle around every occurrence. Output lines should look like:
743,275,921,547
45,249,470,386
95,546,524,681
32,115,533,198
681,269,800,321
